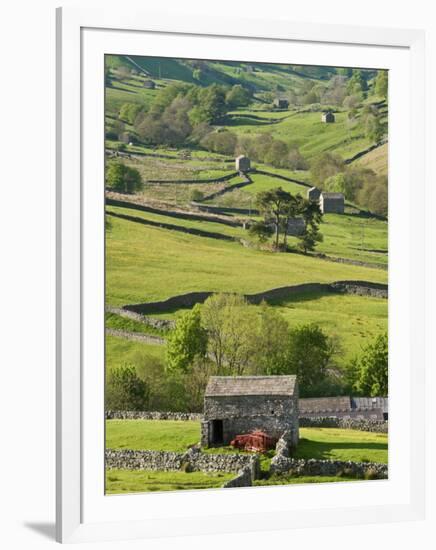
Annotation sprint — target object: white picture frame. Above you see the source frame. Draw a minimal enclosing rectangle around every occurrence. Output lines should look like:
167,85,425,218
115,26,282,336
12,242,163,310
56,6,426,543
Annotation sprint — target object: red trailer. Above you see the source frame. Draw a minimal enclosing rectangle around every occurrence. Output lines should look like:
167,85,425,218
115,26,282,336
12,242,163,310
230,430,277,452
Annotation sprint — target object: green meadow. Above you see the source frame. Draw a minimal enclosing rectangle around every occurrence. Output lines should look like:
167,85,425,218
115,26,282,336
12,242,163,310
106,469,233,493
106,215,387,307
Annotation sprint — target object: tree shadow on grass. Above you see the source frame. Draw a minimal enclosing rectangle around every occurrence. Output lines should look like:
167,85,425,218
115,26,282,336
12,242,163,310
293,438,388,461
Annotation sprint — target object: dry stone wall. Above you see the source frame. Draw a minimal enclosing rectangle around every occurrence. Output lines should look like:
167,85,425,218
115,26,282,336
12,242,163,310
124,281,387,315
299,417,388,433
105,410,203,421
105,447,260,479
270,456,388,479
222,466,253,488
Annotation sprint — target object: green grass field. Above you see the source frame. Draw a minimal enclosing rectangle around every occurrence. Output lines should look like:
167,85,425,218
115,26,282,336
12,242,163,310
222,110,372,161
106,469,233,493
106,335,166,373
254,475,360,486
296,428,388,463
313,213,388,266
106,205,246,240
106,419,199,451
106,215,387,306
270,291,387,365
106,420,388,464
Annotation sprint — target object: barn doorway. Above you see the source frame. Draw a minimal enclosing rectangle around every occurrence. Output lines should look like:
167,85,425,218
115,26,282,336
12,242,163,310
211,419,223,445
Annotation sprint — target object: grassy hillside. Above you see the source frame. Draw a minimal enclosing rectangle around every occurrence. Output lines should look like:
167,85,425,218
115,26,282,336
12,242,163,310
354,142,388,176
106,215,387,306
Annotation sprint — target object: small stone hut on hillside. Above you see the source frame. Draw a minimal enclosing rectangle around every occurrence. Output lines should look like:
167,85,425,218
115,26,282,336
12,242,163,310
307,186,321,202
274,98,289,109
201,375,299,448
143,79,156,89
322,111,335,123
235,155,251,173
320,192,345,214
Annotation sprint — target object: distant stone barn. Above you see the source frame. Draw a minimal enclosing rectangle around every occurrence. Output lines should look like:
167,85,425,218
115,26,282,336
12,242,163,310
235,155,251,173
322,111,335,123
307,186,321,202
201,376,299,448
287,217,306,236
320,192,345,214
143,79,156,89
274,98,289,109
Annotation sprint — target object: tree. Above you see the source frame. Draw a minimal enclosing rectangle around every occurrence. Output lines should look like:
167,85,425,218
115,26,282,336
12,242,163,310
374,70,388,99
190,84,227,124
256,187,292,249
253,304,290,375
119,102,142,125
226,85,251,108
106,365,149,410
365,114,384,143
106,160,142,193
310,152,345,187
324,173,347,195
286,324,334,396
166,305,208,373
347,69,368,96
190,189,204,202
295,196,323,254
248,220,274,243
201,130,237,155
352,333,388,396
287,147,309,170
264,139,290,168
201,294,258,375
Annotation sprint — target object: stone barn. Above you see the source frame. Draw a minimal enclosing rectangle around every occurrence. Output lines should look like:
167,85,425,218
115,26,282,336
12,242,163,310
274,98,289,109
307,186,321,202
287,217,306,236
320,192,345,214
201,376,299,448
235,155,251,173
322,111,335,123
143,79,156,89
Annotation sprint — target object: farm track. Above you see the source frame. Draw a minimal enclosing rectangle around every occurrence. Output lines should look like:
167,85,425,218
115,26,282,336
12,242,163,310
106,328,165,345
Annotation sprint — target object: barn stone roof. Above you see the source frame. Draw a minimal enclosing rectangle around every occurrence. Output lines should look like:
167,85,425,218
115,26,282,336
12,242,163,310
321,192,344,200
299,396,351,413
205,376,297,397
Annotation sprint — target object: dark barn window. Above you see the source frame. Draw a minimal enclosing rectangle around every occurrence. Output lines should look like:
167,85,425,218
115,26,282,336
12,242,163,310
212,419,223,444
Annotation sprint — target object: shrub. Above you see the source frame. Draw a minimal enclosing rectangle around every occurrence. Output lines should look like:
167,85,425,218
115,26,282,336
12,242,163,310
106,365,149,411
106,160,143,193
190,189,204,202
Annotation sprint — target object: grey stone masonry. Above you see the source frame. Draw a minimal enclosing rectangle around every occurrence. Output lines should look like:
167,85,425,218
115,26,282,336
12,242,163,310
222,466,253,488
105,447,260,478
299,417,388,433
202,376,299,448
270,457,388,479
235,155,251,173
105,410,203,421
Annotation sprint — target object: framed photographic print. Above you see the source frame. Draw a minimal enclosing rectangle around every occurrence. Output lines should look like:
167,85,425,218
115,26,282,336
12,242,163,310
56,6,426,543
